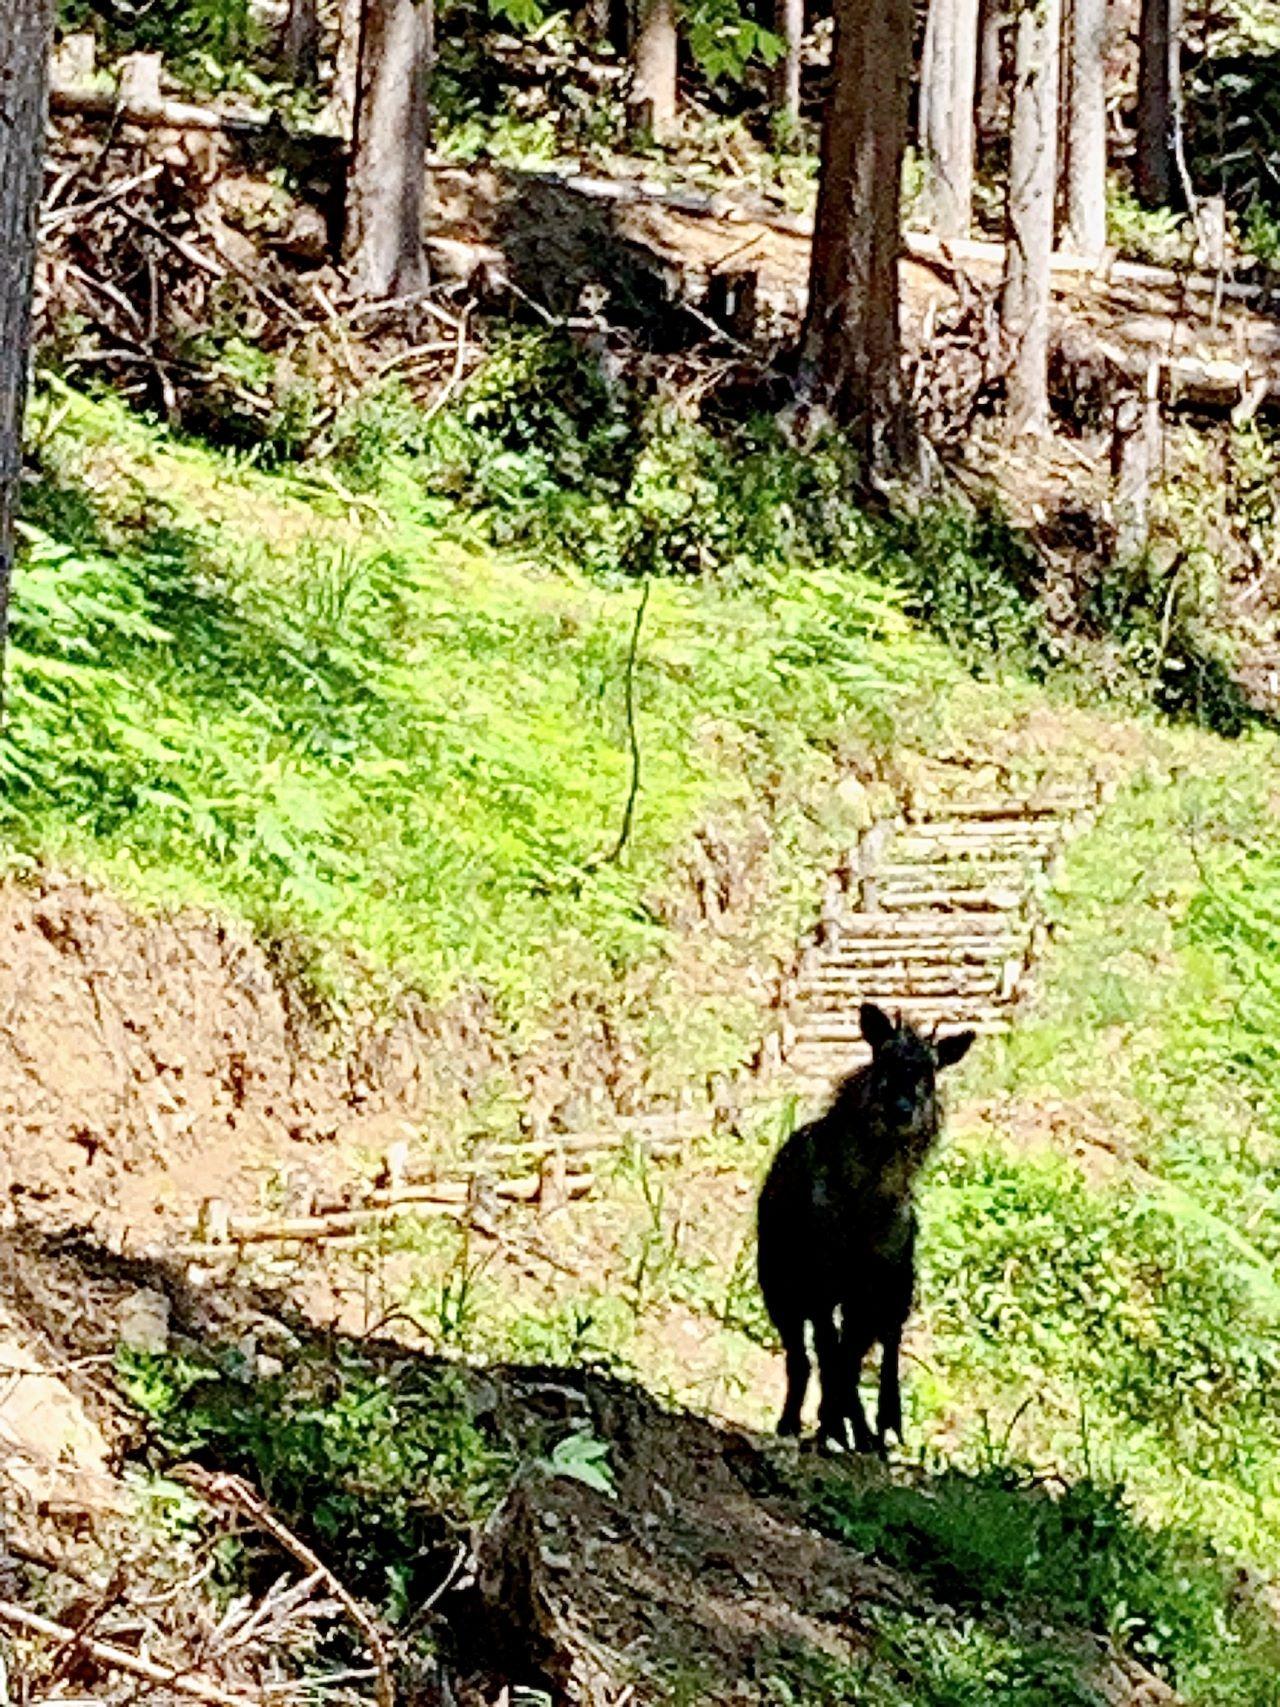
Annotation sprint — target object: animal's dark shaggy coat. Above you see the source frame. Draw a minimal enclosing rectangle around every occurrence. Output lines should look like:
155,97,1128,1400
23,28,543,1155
757,1002,973,1450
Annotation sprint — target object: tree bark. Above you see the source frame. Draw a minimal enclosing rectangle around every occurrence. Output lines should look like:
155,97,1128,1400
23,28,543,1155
0,0,53,719
773,0,804,133
344,0,433,298
335,0,364,141
919,0,981,239
1001,0,1063,434
1135,0,1181,207
977,0,1006,137
1064,0,1107,255
282,0,321,84
799,0,914,478
628,0,678,139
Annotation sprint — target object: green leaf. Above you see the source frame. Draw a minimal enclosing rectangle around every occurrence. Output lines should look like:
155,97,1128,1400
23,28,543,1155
544,1430,616,1497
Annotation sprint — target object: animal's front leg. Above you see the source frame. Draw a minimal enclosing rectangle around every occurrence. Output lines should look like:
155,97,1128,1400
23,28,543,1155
777,1315,811,1436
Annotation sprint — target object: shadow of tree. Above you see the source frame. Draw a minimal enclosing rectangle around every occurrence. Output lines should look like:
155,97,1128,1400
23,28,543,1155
8,1229,1278,1707
17,462,382,739
1186,45,1280,254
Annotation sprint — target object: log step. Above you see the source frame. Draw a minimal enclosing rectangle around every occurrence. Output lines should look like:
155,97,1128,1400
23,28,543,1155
893,833,1061,860
905,791,1094,821
876,884,1026,912
789,1014,1010,1046
796,966,1006,997
794,1000,1010,1033
819,938,1025,966
874,860,1034,886
834,911,1033,939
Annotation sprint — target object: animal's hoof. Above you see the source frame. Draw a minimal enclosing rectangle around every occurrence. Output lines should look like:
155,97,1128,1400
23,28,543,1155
817,1416,851,1454
777,1416,802,1438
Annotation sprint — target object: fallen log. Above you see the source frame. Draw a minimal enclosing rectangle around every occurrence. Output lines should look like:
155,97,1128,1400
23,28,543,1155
51,81,292,137
495,163,1279,307
193,1171,597,1248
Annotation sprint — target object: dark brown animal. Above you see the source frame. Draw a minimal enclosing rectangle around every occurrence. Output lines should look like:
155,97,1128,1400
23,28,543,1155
756,1002,973,1451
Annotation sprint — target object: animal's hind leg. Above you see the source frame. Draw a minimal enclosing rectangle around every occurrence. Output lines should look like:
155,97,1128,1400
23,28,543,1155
814,1311,870,1450
835,1312,878,1453
877,1327,903,1449
776,1314,811,1436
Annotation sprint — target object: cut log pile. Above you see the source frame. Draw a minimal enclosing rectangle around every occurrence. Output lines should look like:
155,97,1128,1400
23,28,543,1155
780,779,1109,1085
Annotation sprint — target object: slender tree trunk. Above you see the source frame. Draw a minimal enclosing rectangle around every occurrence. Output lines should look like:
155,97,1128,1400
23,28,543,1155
773,0,804,133
282,0,321,84
582,0,629,53
799,0,914,478
1001,0,1063,434
1135,0,1181,207
628,0,678,139
977,0,1006,137
919,0,981,238
344,0,432,297
0,0,53,719
335,0,364,140
1064,0,1108,254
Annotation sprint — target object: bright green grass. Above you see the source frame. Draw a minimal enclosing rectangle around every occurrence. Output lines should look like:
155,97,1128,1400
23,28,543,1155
893,752,1280,1700
2,385,933,1027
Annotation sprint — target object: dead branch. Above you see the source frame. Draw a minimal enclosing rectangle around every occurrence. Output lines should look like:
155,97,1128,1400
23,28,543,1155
173,1469,394,1707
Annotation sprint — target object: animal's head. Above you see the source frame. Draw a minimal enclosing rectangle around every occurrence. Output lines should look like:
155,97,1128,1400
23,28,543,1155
859,1002,974,1156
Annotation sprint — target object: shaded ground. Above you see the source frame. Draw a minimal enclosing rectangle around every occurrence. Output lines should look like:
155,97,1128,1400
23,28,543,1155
0,1230,1202,1706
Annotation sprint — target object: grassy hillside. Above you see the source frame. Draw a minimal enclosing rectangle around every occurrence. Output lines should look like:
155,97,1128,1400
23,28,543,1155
6,369,1280,1702
3,381,935,1041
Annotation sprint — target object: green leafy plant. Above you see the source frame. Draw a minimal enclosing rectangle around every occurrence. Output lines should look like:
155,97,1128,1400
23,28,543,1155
544,1429,617,1495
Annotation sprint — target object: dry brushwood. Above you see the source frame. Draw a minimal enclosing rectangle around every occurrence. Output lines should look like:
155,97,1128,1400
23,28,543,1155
36,118,472,444
0,1598,257,1707
174,1467,396,1707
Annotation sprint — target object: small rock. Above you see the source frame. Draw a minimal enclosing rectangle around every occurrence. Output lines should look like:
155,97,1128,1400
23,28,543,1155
117,1287,170,1353
834,774,872,828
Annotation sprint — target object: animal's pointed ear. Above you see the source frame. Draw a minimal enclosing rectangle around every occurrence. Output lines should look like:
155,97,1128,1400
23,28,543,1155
860,1003,895,1052
935,1030,976,1068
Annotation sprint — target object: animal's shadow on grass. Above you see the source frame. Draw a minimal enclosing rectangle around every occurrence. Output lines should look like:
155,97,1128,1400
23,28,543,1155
8,1229,1279,1706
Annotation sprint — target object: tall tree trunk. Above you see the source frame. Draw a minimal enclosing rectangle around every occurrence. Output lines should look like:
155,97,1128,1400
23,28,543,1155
0,0,52,719
1135,0,1181,207
773,0,804,133
799,0,914,478
1064,0,1107,254
1001,0,1063,434
282,0,321,84
335,0,364,141
628,0,678,139
919,0,981,239
344,0,432,297
977,0,1006,137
